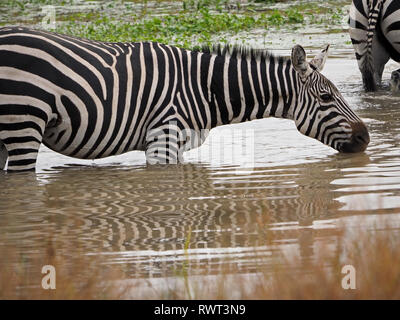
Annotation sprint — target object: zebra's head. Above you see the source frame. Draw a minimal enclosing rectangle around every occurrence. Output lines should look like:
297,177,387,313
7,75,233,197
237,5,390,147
291,45,370,153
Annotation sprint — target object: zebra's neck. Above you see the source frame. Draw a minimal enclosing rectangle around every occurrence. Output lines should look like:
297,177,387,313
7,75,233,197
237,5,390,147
206,50,299,128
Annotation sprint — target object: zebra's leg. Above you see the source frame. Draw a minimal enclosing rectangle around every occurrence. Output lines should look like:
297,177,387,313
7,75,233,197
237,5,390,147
390,69,400,93
145,122,183,165
145,130,180,165
0,140,7,170
371,35,391,87
0,122,44,172
0,137,42,172
0,103,49,171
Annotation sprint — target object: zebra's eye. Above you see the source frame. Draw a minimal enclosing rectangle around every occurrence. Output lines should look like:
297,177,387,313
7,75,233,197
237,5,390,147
320,93,333,102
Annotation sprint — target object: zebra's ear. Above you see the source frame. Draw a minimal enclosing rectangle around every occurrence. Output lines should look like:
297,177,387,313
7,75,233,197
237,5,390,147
310,44,330,71
291,45,312,79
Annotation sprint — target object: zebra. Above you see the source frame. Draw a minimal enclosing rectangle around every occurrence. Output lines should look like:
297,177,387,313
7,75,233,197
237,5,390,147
349,0,400,91
0,27,369,172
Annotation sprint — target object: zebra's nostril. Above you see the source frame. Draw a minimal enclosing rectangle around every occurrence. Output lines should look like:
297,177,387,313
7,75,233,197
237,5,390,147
338,122,370,153
352,123,370,149
354,132,368,145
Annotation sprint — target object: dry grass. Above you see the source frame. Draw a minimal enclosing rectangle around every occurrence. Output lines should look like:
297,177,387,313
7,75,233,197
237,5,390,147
1,218,400,300
0,235,132,299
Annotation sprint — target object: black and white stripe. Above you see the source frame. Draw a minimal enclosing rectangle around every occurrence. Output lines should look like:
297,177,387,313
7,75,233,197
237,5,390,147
349,0,400,91
10,163,340,277
0,27,369,171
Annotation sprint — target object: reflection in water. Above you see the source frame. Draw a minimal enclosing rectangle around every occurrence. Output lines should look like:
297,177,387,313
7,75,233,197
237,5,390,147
0,151,386,278
1,56,400,282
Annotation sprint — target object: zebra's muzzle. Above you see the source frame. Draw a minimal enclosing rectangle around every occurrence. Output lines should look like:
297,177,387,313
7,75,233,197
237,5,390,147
338,122,370,153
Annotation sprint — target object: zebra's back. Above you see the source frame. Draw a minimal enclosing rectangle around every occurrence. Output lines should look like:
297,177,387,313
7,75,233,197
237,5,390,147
0,27,186,169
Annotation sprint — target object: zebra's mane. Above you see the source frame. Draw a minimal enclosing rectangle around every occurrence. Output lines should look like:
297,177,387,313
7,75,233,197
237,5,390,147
194,44,289,63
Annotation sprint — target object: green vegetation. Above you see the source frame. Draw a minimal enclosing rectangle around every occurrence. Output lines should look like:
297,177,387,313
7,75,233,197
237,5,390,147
54,8,310,47
0,0,348,48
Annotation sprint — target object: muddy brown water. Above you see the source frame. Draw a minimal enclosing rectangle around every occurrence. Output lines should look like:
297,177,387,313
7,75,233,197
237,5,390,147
1,48,400,294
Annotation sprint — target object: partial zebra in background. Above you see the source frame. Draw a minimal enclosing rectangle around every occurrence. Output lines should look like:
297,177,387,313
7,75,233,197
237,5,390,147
349,0,400,91
0,27,369,172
